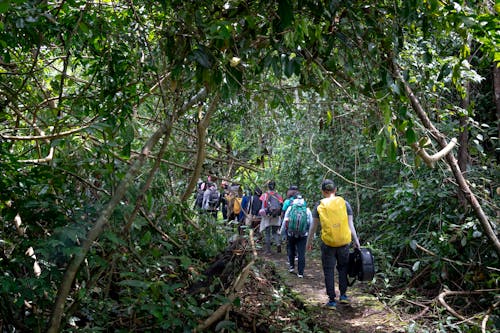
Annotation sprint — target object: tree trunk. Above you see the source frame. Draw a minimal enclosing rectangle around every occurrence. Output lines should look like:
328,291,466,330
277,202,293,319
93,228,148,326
46,88,207,333
390,63,500,256
181,93,220,202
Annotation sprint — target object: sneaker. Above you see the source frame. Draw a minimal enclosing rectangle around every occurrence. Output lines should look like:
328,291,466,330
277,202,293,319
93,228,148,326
289,266,295,273
326,300,336,309
297,274,303,278
339,295,349,304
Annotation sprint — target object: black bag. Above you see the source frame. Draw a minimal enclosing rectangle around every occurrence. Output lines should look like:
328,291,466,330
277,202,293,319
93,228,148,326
348,248,375,285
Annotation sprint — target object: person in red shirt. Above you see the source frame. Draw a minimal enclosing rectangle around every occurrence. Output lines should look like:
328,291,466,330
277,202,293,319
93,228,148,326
259,180,283,254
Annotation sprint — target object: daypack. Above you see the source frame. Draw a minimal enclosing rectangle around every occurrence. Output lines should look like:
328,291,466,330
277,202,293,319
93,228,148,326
317,196,351,247
348,248,375,285
233,197,242,215
266,192,282,217
207,188,220,210
287,202,308,237
194,189,204,209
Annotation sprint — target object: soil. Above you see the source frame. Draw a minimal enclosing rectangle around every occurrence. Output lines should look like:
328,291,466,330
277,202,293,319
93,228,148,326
233,247,409,333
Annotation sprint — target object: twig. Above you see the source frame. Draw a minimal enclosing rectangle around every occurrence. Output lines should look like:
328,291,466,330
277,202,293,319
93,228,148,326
482,301,499,333
140,208,182,249
1,121,94,140
309,134,378,190
403,299,430,321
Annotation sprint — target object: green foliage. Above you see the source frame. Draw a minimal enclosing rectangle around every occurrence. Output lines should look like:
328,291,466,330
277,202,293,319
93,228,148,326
0,0,498,331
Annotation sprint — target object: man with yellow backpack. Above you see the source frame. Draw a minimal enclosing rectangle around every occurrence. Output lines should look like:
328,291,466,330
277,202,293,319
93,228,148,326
306,179,360,310
225,184,242,222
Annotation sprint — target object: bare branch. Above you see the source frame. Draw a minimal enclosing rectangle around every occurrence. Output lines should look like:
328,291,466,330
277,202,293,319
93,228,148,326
1,121,95,141
411,138,458,168
309,134,378,191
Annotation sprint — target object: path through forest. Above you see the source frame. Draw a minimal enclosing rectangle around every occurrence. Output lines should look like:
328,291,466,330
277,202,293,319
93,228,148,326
237,246,410,333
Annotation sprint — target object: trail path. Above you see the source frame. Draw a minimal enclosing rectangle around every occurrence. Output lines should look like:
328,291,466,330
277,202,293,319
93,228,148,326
262,250,409,333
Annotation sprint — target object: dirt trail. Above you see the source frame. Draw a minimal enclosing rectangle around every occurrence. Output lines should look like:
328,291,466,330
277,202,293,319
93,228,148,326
262,250,408,333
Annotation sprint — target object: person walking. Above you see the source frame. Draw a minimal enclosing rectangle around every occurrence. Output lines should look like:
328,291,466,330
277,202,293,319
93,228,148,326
281,194,312,278
202,181,220,220
306,179,360,309
259,180,283,254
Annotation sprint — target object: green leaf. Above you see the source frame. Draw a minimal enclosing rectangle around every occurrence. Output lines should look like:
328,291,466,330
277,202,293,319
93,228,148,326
0,1,10,14
277,0,293,31
193,48,212,68
375,136,386,158
118,280,150,289
405,127,417,144
140,231,152,246
215,320,236,331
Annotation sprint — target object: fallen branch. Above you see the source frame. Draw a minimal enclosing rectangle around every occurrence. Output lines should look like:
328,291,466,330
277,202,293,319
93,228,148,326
436,289,500,326
193,230,257,332
403,299,430,321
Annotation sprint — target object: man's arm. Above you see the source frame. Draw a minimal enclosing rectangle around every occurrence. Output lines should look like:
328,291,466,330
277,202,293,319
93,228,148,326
306,217,319,250
348,215,360,248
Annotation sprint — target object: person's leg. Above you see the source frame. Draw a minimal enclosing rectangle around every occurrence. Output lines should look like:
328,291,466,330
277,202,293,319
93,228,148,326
321,243,337,302
264,226,272,253
296,236,307,276
271,225,281,252
287,236,296,270
337,245,350,297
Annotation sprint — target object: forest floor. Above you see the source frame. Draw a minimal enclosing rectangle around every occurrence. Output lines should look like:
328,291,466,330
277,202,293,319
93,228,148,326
232,245,410,333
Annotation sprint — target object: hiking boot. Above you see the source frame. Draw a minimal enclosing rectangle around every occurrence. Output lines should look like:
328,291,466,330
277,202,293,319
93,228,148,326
339,295,350,304
326,300,336,309
297,274,303,278
289,266,295,273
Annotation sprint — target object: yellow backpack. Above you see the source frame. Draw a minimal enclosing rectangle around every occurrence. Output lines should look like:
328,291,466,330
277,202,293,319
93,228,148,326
233,197,242,215
317,196,351,247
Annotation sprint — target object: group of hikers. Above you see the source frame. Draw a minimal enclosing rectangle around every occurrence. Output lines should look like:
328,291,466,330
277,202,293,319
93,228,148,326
194,177,361,309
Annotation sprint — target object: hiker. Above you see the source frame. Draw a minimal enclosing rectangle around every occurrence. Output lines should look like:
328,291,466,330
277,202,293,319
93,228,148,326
281,185,300,217
259,180,284,254
245,187,262,229
239,189,252,223
202,181,220,219
193,180,206,211
219,180,230,220
280,185,302,255
225,184,242,222
306,179,360,309
281,193,312,278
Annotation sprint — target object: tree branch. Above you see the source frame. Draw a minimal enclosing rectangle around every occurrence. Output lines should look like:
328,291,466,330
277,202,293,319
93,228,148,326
181,93,220,202
411,138,458,168
390,60,500,256
46,87,207,333
309,134,378,190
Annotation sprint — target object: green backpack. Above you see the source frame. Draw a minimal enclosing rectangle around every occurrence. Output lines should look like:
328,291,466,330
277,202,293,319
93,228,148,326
287,202,308,237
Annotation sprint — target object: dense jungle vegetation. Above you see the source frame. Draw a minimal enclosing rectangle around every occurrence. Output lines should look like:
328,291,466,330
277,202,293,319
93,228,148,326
0,0,498,332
